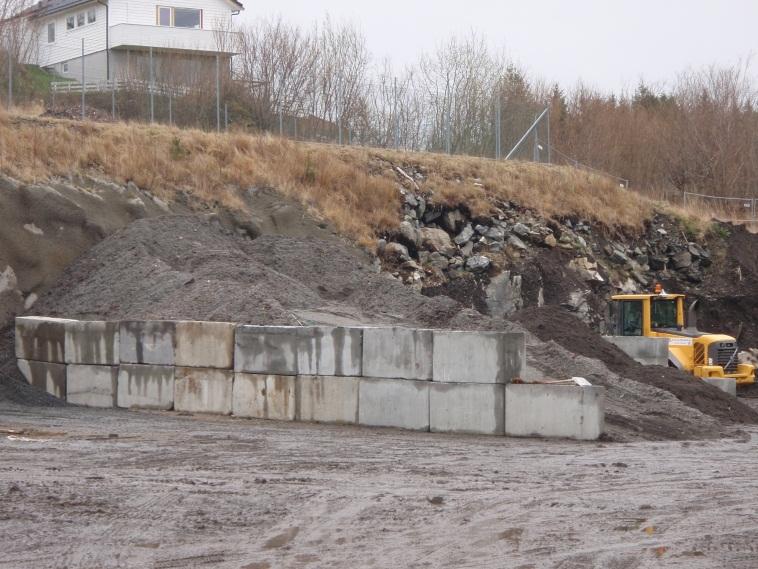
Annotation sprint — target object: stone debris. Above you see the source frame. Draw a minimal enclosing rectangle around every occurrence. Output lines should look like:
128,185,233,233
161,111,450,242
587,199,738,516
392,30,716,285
377,163,717,326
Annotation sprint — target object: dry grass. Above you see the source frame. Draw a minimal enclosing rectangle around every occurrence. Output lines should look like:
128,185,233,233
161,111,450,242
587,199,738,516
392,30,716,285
0,111,674,248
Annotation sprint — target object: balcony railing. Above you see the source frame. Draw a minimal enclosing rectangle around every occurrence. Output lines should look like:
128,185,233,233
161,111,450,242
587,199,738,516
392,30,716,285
109,23,240,54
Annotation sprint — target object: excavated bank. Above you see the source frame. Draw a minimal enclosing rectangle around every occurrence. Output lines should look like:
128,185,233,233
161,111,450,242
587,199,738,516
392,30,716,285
2,213,756,440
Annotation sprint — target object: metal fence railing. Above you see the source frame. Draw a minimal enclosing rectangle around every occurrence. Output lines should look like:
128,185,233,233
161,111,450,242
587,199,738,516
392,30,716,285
683,192,757,222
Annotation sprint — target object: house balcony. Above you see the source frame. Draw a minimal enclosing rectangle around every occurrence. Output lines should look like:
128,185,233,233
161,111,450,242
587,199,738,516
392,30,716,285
109,23,240,55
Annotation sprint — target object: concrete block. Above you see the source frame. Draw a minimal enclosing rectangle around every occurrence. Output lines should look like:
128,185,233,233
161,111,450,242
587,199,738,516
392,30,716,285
297,327,363,377
175,321,235,369
603,336,670,366
430,383,505,435
15,316,76,363
235,326,299,375
232,374,296,421
175,367,233,415
358,378,430,431
119,321,176,365
361,328,433,380
16,359,66,399
505,384,605,441
704,377,737,397
117,364,174,410
296,375,359,424
433,331,525,383
65,321,119,365
66,365,118,408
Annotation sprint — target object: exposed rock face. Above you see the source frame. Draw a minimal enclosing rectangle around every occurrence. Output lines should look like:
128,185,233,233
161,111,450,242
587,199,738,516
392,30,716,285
377,162,718,330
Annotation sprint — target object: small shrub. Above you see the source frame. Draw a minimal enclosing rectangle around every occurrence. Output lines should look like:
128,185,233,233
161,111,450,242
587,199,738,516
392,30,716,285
169,136,188,160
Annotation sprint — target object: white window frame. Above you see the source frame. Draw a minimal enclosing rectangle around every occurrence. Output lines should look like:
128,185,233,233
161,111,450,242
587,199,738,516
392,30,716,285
62,62,69,73
76,12,85,27
87,8,96,24
47,22,55,43
66,15,75,30
156,6,203,29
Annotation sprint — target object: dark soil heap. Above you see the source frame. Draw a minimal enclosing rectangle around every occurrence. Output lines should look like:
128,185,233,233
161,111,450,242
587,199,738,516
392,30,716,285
513,305,758,425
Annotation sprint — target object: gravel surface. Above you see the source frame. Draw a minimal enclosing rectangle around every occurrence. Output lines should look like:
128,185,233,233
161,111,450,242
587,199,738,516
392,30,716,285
2,403,758,569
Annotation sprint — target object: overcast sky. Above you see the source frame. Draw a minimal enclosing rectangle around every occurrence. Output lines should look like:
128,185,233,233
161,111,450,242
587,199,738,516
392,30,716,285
237,0,757,93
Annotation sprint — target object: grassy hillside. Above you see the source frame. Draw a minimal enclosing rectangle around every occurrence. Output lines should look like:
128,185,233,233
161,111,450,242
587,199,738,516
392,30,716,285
0,111,660,247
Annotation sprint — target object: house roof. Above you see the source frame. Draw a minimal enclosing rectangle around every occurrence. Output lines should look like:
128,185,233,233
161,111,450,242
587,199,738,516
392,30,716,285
22,0,243,19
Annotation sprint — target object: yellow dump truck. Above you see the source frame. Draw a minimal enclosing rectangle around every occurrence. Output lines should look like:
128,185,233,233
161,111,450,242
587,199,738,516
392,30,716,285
610,287,755,386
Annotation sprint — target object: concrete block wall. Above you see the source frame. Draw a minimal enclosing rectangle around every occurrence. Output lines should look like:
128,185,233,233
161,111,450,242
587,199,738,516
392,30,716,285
15,317,605,440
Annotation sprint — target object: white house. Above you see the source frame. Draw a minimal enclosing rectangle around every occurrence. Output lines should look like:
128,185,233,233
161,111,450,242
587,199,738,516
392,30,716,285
20,0,243,82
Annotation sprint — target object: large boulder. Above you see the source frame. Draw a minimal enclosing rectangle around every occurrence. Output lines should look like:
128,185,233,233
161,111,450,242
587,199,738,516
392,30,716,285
418,228,456,256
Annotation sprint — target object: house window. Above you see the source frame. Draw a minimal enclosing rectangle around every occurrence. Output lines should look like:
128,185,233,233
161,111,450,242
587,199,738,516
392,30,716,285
174,8,201,28
66,15,75,30
47,22,55,43
77,12,85,26
62,62,69,73
158,6,171,26
87,9,96,24
157,6,202,29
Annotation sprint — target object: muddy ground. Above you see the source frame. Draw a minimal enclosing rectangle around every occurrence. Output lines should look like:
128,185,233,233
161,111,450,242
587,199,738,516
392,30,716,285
2,403,758,569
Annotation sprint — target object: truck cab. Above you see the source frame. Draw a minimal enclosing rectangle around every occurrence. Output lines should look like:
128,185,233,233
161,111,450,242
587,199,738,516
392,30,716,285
609,289,755,385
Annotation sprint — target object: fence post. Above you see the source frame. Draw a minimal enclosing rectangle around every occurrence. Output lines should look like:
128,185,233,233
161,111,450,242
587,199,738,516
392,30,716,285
7,50,11,110
495,96,501,160
111,81,116,119
215,54,221,132
168,92,172,125
279,110,283,137
445,98,452,154
394,76,399,150
149,46,154,123
546,107,552,164
81,39,85,120
224,103,228,131
294,116,297,140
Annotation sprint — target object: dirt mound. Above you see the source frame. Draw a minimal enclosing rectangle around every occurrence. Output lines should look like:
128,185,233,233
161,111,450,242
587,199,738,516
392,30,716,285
28,215,466,328
512,305,758,426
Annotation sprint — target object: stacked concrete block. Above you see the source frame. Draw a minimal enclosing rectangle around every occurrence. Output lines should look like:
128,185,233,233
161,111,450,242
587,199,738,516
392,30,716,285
175,321,235,369
65,321,119,365
175,367,233,415
429,331,524,435
504,384,605,441
67,365,118,408
117,364,175,410
173,321,235,415
64,320,119,406
233,374,296,421
432,331,525,384
119,321,176,365
430,383,505,435
16,358,67,399
704,377,737,397
362,327,433,380
297,375,359,424
235,326,299,376
358,378,430,431
15,316,74,363
15,316,76,399
118,321,176,410
297,326,363,377
603,336,670,366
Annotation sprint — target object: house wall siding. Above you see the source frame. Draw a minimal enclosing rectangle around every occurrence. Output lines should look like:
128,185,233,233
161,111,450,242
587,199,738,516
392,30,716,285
36,2,107,69
109,0,233,30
